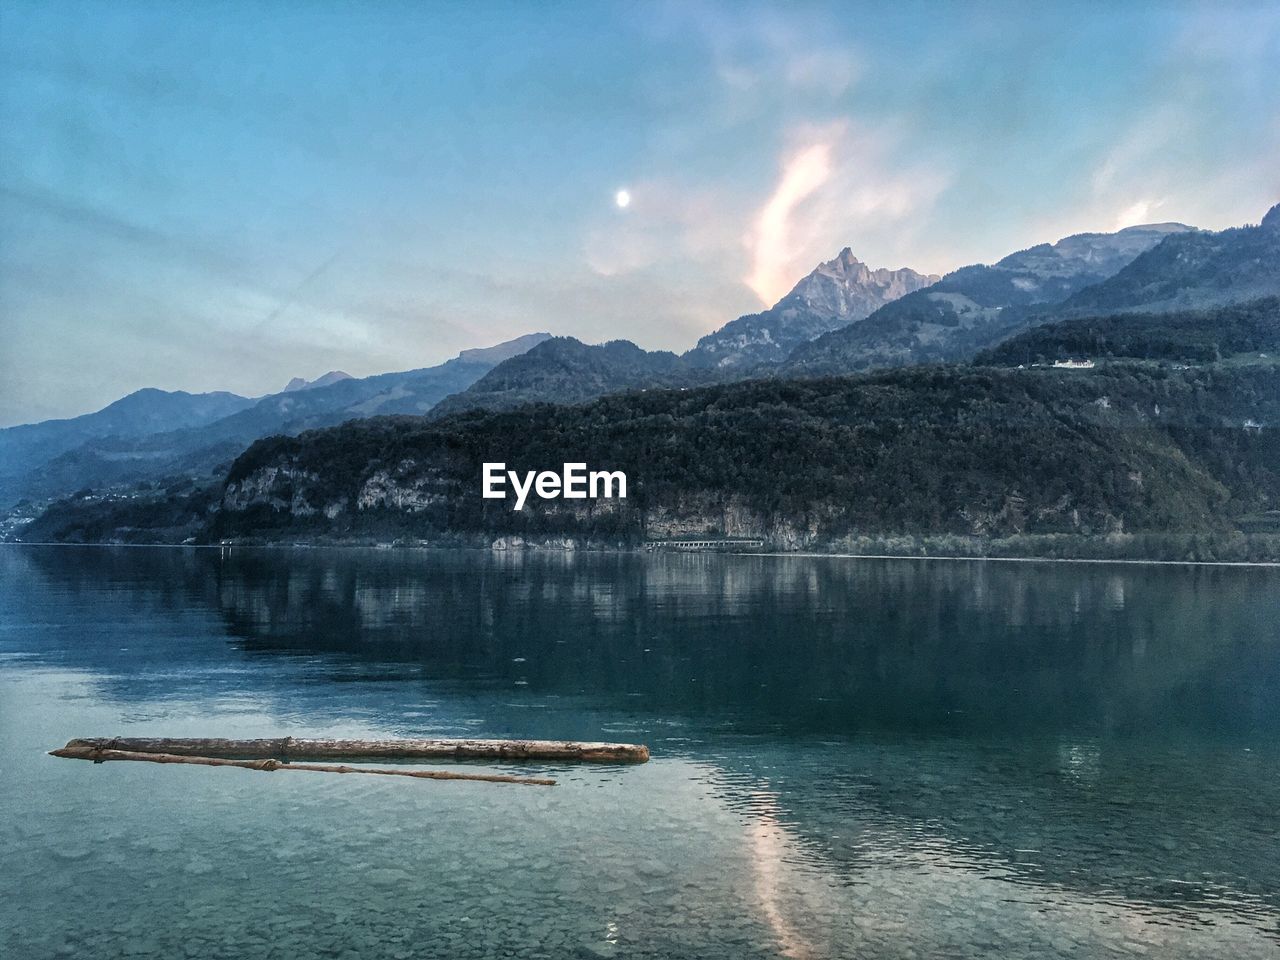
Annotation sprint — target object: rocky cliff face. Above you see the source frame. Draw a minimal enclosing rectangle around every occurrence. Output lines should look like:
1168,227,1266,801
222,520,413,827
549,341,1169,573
642,493,829,550
214,449,1160,551
223,466,335,518
219,463,826,550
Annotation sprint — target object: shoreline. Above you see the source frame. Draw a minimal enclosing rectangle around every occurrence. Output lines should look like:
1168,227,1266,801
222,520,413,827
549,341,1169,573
6,540,1280,568
752,551,1280,569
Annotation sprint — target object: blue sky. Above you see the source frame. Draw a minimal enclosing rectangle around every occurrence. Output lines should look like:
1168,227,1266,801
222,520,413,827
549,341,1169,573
1,0,1277,426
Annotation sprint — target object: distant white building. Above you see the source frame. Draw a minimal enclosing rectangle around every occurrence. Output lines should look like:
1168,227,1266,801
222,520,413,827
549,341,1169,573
1053,358,1095,369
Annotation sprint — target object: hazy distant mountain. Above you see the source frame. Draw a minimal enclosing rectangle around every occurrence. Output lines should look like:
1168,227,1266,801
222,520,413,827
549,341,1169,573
456,335,556,365
430,337,700,418
282,371,354,392
0,334,550,507
0,388,253,494
686,249,938,369
219,333,552,434
1058,203,1280,315
786,223,1196,374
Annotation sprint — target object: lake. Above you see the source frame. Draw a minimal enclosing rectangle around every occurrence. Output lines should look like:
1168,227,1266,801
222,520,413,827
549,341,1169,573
2,545,1278,959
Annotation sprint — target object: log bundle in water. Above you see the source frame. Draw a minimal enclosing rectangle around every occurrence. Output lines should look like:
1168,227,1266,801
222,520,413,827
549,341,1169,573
61,736,650,764
50,746,557,786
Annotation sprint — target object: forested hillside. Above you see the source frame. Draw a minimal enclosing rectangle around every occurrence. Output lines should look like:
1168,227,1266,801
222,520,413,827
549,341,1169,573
429,338,703,418
976,298,1280,366
208,364,1279,556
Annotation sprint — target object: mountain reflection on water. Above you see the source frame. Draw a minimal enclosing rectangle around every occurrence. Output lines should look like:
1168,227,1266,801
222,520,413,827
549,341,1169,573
2,545,1277,959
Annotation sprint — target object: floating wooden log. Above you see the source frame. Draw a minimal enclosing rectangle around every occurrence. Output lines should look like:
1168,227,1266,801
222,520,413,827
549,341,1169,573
62,736,650,764
50,746,556,786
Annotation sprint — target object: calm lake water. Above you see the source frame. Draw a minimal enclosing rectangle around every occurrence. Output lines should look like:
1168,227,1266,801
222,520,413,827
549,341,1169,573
2,545,1278,959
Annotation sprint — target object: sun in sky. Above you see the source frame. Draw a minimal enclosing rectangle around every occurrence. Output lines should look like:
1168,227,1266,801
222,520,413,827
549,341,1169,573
615,189,631,209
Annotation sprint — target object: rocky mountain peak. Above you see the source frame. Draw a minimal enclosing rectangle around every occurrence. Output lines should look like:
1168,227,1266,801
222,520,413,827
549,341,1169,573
825,247,866,273
996,223,1196,281
1261,202,1280,232
686,249,939,369
781,249,940,319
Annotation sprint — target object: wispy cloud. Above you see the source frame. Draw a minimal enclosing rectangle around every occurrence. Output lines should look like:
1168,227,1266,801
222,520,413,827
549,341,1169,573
582,116,950,312
743,123,949,304
1111,198,1168,231
743,142,833,304
1039,6,1280,243
673,3,863,100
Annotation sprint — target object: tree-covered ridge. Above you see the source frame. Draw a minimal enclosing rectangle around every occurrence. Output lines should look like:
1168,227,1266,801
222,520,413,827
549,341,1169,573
429,337,723,418
216,364,1279,549
976,298,1280,366
20,485,217,545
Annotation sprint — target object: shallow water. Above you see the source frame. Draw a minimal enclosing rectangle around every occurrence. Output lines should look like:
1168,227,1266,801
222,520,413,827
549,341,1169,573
1,545,1277,959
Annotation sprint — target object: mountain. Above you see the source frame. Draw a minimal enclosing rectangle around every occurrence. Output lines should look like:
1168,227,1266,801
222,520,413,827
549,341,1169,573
686,249,938,369
207,362,1279,557
786,223,1195,375
0,388,254,496
412,212,1255,422
0,334,550,507
429,337,698,418
1057,203,1280,315
213,333,550,434
431,253,938,417
282,371,353,392
457,336,556,365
